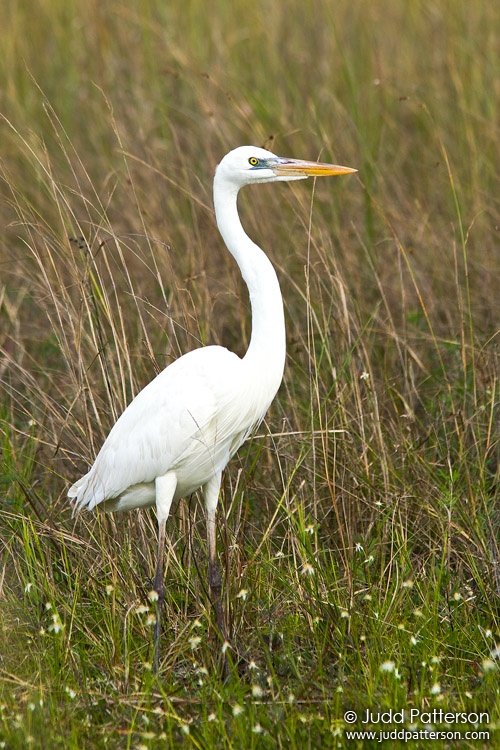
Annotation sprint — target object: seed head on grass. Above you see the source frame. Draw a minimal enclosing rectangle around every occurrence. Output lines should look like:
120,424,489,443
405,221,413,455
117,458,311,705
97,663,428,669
380,660,396,673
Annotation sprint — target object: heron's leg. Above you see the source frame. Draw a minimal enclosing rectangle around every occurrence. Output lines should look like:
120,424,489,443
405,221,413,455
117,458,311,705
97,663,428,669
153,472,177,673
203,472,228,643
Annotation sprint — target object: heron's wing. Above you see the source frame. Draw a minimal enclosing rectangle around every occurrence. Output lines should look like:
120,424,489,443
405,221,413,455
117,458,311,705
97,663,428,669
69,346,244,511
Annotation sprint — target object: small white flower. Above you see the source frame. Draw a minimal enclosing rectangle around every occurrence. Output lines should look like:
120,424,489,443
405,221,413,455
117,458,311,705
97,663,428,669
302,563,314,576
135,605,149,615
148,590,159,602
482,658,497,672
24,582,34,594
251,684,263,698
105,585,114,595
430,683,441,695
305,524,315,535
232,704,244,716
380,661,395,673
252,723,264,734
490,644,500,659
48,614,64,634
236,589,248,600
360,371,369,380
189,636,202,650
146,614,156,626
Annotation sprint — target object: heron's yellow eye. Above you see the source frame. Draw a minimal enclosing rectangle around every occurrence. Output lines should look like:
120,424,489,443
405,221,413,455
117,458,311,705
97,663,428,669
248,157,259,166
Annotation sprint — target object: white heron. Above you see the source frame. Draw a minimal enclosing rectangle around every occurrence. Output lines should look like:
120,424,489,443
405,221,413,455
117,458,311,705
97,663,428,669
69,145,356,669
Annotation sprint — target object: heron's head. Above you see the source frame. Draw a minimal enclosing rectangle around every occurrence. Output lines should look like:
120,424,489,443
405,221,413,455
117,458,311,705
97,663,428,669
215,145,356,189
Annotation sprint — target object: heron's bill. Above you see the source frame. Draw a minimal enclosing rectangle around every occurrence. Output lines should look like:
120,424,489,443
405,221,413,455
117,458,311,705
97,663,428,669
272,158,357,178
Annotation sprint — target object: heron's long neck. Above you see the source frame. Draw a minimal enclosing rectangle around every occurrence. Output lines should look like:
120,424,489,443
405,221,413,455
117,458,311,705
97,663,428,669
213,179,286,379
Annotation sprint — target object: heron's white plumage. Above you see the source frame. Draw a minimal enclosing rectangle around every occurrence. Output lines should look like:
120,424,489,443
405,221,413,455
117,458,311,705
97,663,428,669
69,146,294,516
68,144,355,668
68,343,279,513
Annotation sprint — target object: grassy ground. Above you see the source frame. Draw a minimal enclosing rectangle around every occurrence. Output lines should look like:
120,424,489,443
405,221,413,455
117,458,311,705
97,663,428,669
1,0,499,747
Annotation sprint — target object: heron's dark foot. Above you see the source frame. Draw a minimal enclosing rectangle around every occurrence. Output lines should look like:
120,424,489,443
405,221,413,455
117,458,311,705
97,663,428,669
151,518,168,674
208,557,232,677
208,561,228,639
152,580,166,674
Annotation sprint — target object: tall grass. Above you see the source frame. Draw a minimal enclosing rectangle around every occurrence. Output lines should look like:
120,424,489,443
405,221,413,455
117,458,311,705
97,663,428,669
1,0,499,747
